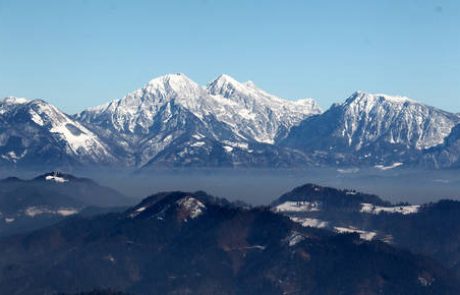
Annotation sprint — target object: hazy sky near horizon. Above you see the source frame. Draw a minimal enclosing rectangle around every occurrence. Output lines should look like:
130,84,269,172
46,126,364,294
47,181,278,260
0,0,459,113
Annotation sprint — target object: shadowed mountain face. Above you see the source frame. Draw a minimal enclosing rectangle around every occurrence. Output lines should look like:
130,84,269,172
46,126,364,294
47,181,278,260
271,183,460,279
422,124,460,168
0,172,131,237
0,191,458,295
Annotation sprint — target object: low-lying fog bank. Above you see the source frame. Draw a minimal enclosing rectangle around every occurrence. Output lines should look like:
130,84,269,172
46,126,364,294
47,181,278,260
1,167,459,205
71,168,460,205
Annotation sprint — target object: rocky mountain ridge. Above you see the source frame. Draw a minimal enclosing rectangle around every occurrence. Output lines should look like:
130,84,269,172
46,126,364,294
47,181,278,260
1,74,459,169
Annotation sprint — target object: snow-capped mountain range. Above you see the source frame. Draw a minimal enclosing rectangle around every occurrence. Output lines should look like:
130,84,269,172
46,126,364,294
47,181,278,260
282,91,460,166
75,73,320,167
0,97,114,167
1,73,459,169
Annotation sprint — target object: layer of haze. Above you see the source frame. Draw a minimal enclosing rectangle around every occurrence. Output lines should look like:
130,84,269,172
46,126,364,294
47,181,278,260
0,0,459,113
2,168,460,206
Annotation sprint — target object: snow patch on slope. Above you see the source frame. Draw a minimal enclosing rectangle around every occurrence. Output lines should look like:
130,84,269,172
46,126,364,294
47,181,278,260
285,231,306,247
290,217,328,228
177,196,206,219
360,203,420,215
274,201,320,213
335,226,377,241
45,175,68,183
374,162,403,170
25,206,78,217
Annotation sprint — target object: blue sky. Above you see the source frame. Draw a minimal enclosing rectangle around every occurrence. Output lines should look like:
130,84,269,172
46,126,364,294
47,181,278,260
0,0,459,113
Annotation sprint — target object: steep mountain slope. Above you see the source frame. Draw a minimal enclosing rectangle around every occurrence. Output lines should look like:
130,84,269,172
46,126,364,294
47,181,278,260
282,91,460,166
422,123,460,168
76,73,320,167
0,97,115,168
271,183,460,278
0,172,131,236
207,74,321,143
0,191,457,294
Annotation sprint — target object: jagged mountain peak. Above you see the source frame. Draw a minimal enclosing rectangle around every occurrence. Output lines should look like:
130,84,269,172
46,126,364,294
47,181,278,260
1,96,64,115
75,73,321,163
1,97,50,117
75,73,207,136
1,96,29,105
147,72,189,83
126,191,234,220
337,91,460,150
208,74,288,104
0,96,115,166
144,73,203,96
211,73,238,84
344,91,417,107
208,73,243,92
282,91,460,165
109,73,205,108
207,74,268,105
208,73,279,102
208,74,321,112
1,97,64,113
81,73,201,114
